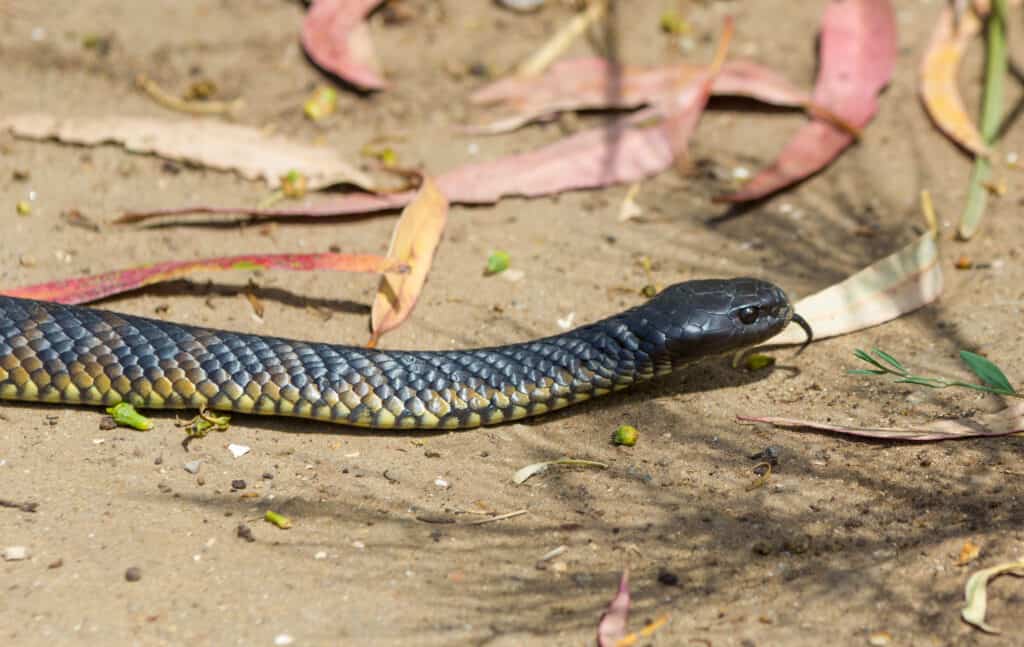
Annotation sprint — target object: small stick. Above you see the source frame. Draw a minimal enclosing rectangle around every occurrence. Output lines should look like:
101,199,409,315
136,74,245,117
464,509,528,525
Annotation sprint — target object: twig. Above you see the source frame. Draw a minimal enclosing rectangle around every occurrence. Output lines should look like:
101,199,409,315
136,74,245,118
464,509,528,525
0,498,39,513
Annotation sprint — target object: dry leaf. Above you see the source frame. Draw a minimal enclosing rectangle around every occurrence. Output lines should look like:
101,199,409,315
957,540,982,566
961,560,1024,633
597,570,630,647
718,0,897,202
0,113,373,190
1,253,402,305
920,4,989,156
765,230,942,345
468,58,808,135
368,176,448,346
301,0,387,91
740,400,1024,442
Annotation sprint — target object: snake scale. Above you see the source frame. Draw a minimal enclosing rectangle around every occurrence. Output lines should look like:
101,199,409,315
0,278,808,429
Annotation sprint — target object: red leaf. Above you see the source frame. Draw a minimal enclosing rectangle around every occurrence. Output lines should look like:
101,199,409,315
717,0,897,203
2,253,401,305
301,0,387,91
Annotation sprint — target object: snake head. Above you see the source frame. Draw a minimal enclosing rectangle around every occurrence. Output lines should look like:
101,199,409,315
644,278,800,366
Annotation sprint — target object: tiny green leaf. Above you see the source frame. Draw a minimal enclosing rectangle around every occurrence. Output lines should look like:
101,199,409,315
959,351,1015,394
895,377,945,388
848,369,887,376
853,349,886,371
872,348,905,371
485,250,510,275
106,402,154,431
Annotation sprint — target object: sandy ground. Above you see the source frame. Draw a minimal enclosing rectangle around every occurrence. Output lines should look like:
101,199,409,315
2,1,1024,645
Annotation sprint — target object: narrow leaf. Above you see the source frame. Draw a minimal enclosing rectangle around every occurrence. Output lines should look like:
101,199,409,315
959,0,1007,240
2,253,403,305
961,561,1024,633
959,350,1014,393
848,369,888,376
368,176,448,346
853,348,887,370
596,570,630,647
919,4,990,156
301,0,387,91
717,0,897,202
872,348,905,371
740,400,1024,441
765,230,942,345
0,113,374,191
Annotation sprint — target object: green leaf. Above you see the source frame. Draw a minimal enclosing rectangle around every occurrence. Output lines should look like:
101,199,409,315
105,402,153,431
853,349,886,371
848,369,887,376
872,348,905,371
959,351,1014,394
485,250,510,275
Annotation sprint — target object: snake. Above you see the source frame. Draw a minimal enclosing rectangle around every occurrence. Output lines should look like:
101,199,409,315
0,278,810,430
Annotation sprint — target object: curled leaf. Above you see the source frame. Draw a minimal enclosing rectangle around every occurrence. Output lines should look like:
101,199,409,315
301,0,387,90
961,560,1024,633
920,4,989,156
718,0,897,202
2,252,403,305
368,176,449,347
512,458,609,484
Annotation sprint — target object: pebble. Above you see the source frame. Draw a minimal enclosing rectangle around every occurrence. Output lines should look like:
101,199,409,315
3,546,29,561
274,634,294,646
314,551,327,560
124,566,142,582
434,478,450,489
228,443,250,459
183,460,201,474
231,479,247,490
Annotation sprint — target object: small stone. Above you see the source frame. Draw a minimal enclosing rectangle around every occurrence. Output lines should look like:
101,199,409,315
752,541,773,556
124,566,142,582
262,471,274,480
228,443,250,458
231,479,247,490
98,417,118,430
236,524,255,543
274,634,294,646
183,460,201,474
154,456,163,465
3,546,29,561
314,551,327,560
868,630,892,646
434,478,450,489
48,558,63,569
657,569,679,586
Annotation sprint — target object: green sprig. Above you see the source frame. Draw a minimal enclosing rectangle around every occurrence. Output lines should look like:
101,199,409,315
851,349,1018,397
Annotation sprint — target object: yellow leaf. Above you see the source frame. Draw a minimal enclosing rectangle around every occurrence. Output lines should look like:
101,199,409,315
368,176,448,346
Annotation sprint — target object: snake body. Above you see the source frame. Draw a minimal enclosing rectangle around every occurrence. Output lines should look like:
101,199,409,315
0,278,798,429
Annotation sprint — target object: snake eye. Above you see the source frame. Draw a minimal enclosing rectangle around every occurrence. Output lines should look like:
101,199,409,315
737,306,760,325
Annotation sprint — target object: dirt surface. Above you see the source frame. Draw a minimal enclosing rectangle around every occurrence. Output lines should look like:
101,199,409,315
2,1,1024,645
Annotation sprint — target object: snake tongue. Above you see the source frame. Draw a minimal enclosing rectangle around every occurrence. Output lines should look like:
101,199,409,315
791,313,813,354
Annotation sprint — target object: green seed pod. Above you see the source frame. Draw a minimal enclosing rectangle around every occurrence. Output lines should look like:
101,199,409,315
612,424,638,447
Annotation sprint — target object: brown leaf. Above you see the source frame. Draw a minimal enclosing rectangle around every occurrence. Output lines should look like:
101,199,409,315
740,401,1024,442
368,176,448,346
301,0,387,91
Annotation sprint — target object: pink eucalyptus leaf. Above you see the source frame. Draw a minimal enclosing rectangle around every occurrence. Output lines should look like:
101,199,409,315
2,253,403,305
718,0,897,203
597,570,630,647
301,0,387,91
